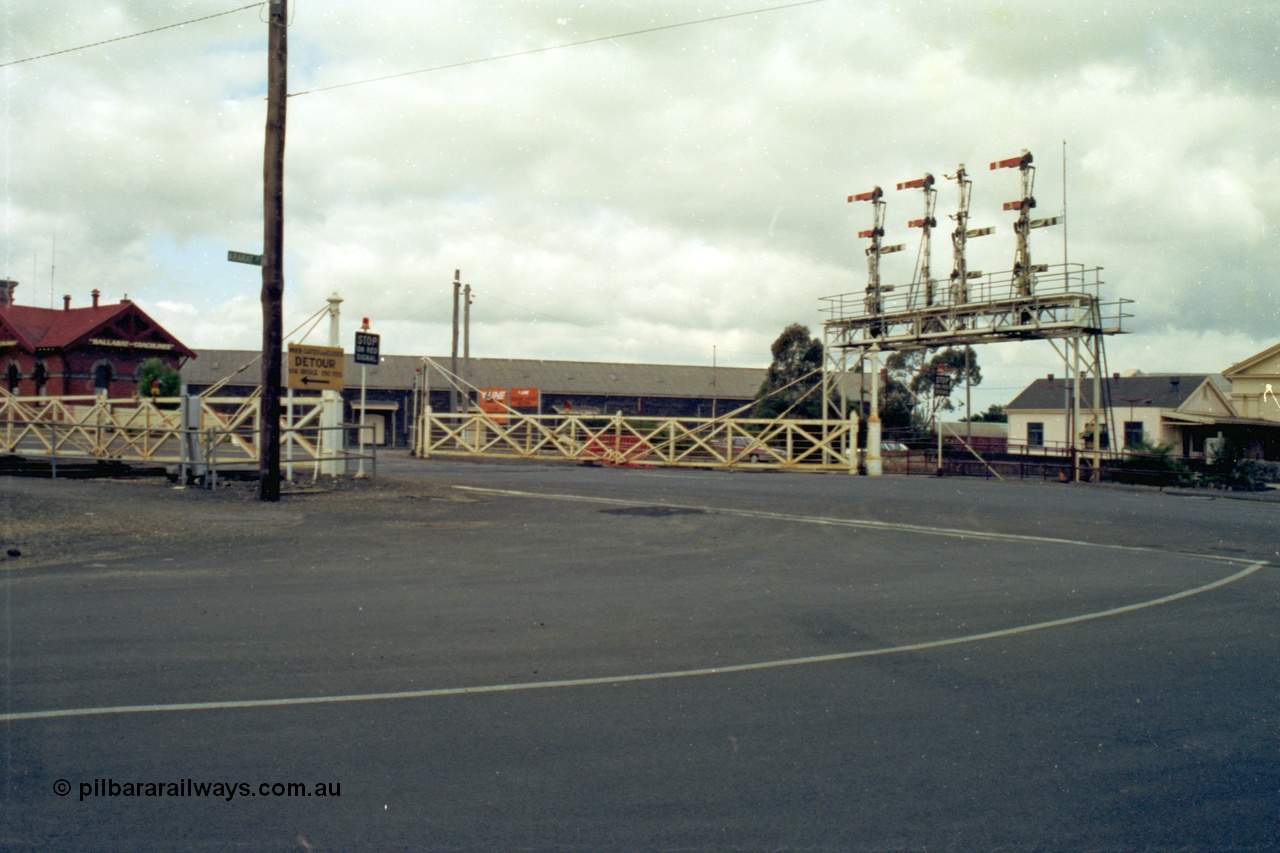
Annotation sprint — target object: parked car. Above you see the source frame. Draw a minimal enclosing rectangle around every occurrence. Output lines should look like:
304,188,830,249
710,436,770,462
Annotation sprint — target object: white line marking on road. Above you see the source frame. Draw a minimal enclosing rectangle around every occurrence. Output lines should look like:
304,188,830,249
454,486,1262,563
2,560,1266,724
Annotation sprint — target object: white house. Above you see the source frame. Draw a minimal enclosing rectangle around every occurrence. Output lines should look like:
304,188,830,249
1006,371,1236,458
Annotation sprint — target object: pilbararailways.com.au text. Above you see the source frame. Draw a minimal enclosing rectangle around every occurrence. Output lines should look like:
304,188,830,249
55,778,341,802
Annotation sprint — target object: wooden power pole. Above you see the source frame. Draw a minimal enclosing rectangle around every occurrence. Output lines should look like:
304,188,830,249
450,270,461,413
259,0,287,501
463,282,472,383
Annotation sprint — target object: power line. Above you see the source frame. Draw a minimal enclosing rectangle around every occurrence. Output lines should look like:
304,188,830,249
289,0,825,98
0,3,264,69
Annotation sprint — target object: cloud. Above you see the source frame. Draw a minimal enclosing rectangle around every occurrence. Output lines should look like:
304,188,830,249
3,0,1277,416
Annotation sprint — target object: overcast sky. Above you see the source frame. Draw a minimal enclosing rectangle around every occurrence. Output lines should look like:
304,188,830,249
2,1,1276,412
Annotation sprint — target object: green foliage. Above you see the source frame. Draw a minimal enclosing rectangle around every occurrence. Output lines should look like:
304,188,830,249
1111,440,1192,488
916,347,981,412
883,347,982,427
752,324,824,419
137,358,181,399
964,404,1007,423
1203,438,1268,491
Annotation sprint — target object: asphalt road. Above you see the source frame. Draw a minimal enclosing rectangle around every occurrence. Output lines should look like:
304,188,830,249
3,458,1278,851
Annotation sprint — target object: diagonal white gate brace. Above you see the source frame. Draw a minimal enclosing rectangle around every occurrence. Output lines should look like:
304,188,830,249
417,409,858,470
0,391,332,469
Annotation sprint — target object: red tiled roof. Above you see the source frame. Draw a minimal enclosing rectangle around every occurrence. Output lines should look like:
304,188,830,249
0,302,194,357
3,303,129,349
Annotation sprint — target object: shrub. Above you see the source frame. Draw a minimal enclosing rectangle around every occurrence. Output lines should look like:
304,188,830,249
1111,440,1192,488
1203,438,1269,491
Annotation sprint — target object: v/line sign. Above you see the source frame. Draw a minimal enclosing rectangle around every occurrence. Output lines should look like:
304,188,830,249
286,344,345,391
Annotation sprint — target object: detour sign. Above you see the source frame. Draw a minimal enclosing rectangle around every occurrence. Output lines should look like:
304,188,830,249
286,343,345,391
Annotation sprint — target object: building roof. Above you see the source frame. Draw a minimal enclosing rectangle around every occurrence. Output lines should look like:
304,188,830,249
185,349,774,400
1223,341,1280,379
940,421,1008,439
0,299,195,358
1007,373,1225,411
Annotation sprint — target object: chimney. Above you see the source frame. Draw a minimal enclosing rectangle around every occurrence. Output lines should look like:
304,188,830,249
1047,373,1054,381
0,279,16,309
91,289,101,308
1112,373,1119,380
1170,377,1181,391
63,294,71,311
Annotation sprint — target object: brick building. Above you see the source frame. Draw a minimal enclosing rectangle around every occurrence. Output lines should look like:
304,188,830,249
0,280,194,398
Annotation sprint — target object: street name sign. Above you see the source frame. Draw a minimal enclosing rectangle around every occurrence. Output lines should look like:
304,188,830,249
286,344,344,391
354,331,381,365
227,250,263,266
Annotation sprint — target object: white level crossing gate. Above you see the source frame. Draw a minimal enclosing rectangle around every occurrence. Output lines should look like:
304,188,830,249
0,391,346,477
416,410,860,470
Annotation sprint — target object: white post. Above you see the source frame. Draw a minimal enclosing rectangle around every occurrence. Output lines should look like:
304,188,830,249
866,344,882,477
321,292,343,476
937,413,944,476
285,386,294,482
421,405,432,458
848,407,859,474
356,363,368,478
1072,336,1082,482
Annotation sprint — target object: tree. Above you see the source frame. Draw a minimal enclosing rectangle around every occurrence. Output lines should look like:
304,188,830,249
884,346,982,427
915,347,981,414
884,351,925,430
137,357,181,399
964,404,1006,423
752,324,824,419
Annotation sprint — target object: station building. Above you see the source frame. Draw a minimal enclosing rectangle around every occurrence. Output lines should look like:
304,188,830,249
0,281,194,398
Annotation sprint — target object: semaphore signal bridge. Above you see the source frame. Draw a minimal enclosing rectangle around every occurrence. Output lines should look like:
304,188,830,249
824,149,1133,479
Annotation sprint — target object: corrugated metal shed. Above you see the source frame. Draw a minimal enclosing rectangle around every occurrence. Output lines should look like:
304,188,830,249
185,349,768,400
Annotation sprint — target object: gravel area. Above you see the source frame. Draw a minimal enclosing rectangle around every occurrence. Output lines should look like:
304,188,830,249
0,473,460,570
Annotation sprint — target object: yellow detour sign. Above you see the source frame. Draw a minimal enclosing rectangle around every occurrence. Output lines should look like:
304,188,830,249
287,344,345,391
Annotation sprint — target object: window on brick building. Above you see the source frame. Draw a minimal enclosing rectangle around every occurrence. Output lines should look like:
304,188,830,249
94,362,113,395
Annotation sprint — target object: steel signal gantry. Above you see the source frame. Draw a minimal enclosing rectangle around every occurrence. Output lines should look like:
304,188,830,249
944,163,995,306
848,186,903,332
991,149,1041,297
897,173,938,308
